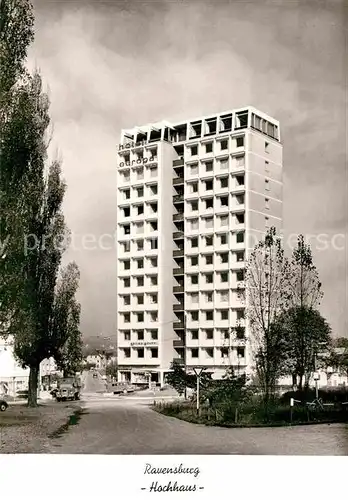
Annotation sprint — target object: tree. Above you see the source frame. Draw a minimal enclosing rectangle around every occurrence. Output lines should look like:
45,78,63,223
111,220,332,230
281,235,327,389
166,362,195,396
279,306,332,389
51,263,82,377
242,227,292,405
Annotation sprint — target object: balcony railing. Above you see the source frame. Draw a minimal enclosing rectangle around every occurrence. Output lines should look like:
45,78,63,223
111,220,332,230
173,339,185,347
173,212,184,222
173,158,184,167
173,357,185,365
173,248,184,257
173,321,185,329
173,194,184,203
173,177,184,186
173,231,184,240
173,302,185,310
173,267,184,276
173,285,184,294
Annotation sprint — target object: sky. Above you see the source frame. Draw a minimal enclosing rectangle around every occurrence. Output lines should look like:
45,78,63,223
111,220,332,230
29,0,347,341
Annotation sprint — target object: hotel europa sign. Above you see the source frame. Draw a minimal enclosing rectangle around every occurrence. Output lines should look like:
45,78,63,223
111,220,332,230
130,341,158,347
117,140,158,169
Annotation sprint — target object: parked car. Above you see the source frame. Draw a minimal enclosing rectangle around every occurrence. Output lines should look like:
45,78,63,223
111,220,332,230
0,400,8,412
52,377,81,402
110,382,136,395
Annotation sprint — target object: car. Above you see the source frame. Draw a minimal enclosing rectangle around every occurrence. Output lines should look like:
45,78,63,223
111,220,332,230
0,400,8,412
110,382,136,395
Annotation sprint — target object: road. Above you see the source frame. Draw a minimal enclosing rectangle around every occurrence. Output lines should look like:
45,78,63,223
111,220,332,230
81,369,107,393
46,372,348,455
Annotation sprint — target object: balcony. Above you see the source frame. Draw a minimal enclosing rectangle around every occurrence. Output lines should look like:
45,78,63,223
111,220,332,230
173,158,184,167
173,248,184,257
173,357,185,365
173,231,184,240
173,177,184,186
173,267,184,276
173,302,185,311
173,212,184,222
173,321,184,329
173,339,185,347
173,285,184,294
173,194,184,203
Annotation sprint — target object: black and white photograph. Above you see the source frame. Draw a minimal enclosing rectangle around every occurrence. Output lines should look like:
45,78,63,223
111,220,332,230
0,0,347,494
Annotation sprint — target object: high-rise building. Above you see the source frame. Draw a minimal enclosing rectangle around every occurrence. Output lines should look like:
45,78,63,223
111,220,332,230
116,107,283,386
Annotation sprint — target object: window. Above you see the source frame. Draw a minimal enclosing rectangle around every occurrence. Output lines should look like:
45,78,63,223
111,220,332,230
124,278,130,288
189,219,199,231
220,310,229,320
190,292,199,303
265,198,270,210
136,276,144,287
220,139,228,150
190,182,198,193
205,311,214,321
137,348,144,358
150,348,158,358
135,222,144,234
150,221,158,231
236,270,244,282
191,348,199,358
122,241,130,253
236,232,244,243
190,256,199,266
150,275,158,286
137,259,144,269
150,184,158,195
219,252,229,264
123,260,130,270
189,200,198,212
236,251,245,262
191,330,199,340
205,235,213,246
149,257,157,268
121,170,130,182
219,215,229,227
220,272,229,283
124,189,130,200
265,179,270,191
204,292,213,303
149,293,158,304
191,237,198,248
206,348,214,358
221,347,229,357
191,311,199,321
150,166,158,178
136,240,144,251
237,347,245,358
219,291,229,302
136,168,144,180
205,198,214,209
265,141,269,153
149,202,158,213
137,295,144,305
204,217,214,229
236,310,245,320
124,313,130,323
190,274,199,285
150,312,158,322
123,206,130,217
236,174,244,186
219,233,228,245
124,348,131,358
219,159,228,170
150,238,158,250
220,195,229,207
205,329,214,339
124,330,131,341
236,155,245,167
205,179,213,191
190,145,198,156
136,312,144,322
123,224,130,235
205,273,213,284
236,136,244,148
265,216,270,228
236,194,244,205
150,329,158,340
123,295,130,306
136,187,144,198
137,330,144,340
265,161,269,173
236,213,244,224
205,142,213,153
205,160,213,172
190,163,198,175
236,327,245,340
220,177,228,188
205,254,213,265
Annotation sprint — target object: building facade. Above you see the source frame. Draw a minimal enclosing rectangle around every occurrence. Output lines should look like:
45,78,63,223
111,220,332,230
116,107,283,385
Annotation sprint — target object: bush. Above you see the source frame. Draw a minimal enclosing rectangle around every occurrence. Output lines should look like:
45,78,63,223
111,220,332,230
280,388,348,405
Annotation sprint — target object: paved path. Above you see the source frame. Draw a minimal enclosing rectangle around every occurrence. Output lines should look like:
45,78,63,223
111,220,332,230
46,396,348,455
